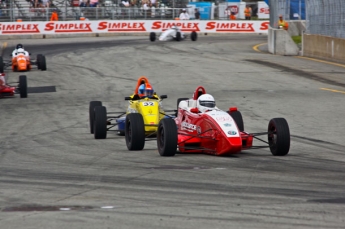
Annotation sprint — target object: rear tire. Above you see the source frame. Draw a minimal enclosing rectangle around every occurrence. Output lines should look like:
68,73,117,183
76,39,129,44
150,32,156,42
268,118,290,156
191,31,197,41
157,118,177,156
19,75,27,98
89,101,102,134
125,113,145,150
94,106,107,139
228,110,244,132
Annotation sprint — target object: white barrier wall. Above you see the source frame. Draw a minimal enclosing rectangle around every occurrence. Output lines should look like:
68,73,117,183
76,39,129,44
0,20,269,35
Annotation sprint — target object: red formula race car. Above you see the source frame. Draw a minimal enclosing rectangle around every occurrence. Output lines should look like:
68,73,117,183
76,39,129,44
156,86,290,157
0,73,28,98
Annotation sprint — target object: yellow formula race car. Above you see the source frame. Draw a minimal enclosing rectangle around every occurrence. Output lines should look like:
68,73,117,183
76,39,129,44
89,76,175,150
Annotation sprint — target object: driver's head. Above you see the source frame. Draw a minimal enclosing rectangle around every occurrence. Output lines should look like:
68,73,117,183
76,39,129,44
16,44,24,49
144,85,154,98
17,48,25,53
197,94,216,112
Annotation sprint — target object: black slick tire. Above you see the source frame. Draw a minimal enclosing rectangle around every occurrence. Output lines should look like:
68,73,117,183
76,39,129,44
268,118,290,156
176,32,181,41
94,106,107,139
19,75,27,98
157,118,177,156
150,32,156,42
191,31,197,41
125,113,145,150
89,101,102,134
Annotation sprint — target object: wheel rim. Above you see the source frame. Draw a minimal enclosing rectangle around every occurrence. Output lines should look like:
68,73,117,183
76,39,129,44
268,126,277,149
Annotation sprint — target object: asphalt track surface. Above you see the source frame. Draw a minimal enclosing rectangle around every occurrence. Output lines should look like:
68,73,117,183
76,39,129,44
1,35,345,229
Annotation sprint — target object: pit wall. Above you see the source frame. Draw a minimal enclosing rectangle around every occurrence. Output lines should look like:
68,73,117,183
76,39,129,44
302,34,345,64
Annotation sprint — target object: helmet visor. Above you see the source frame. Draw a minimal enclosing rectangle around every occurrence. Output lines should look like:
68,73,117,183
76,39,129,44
199,100,215,108
145,89,154,97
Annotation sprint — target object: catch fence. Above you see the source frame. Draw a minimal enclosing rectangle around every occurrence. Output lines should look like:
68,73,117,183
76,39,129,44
305,0,345,39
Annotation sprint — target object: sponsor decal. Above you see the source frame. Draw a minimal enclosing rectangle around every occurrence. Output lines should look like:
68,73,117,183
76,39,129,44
98,21,146,32
206,22,254,32
0,23,40,34
152,21,200,32
181,121,197,130
45,22,92,32
259,22,269,30
259,8,270,14
228,130,237,135
215,116,231,122
223,123,232,127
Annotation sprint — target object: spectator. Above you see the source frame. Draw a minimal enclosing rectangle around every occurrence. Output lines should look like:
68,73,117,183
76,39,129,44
244,5,252,20
89,0,98,7
50,9,58,20
141,0,149,11
41,0,49,8
278,14,289,30
121,0,130,7
79,0,88,7
150,0,157,7
194,8,200,19
179,8,189,20
230,11,236,20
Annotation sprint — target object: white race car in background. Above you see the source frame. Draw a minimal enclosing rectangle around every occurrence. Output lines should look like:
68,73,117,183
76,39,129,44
150,26,197,42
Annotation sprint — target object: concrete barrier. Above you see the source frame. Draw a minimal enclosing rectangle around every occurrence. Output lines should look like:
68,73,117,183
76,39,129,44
302,34,345,64
268,26,299,56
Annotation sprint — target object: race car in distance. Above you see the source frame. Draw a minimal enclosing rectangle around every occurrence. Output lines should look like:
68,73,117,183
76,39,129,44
0,47,47,72
89,76,175,150
156,86,291,157
0,73,28,98
149,26,197,42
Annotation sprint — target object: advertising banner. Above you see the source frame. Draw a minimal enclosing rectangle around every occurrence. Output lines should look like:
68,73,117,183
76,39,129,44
0,20,269,35
258,1,269,19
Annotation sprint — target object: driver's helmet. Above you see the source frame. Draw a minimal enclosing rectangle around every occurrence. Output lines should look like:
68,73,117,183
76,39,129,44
144,85,154,98
17,48,25,54
138,84,146,97
16,44,24,49
197,94,216,112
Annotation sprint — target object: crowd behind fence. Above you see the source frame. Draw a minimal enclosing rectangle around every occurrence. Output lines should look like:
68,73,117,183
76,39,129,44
0,0,265,22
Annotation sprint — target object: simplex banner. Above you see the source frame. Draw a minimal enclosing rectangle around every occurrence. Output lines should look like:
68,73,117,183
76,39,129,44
0,20,269,35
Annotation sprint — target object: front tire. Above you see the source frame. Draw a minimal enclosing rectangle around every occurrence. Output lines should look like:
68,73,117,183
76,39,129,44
18,75,27,98
191,31,197,41
94,106,107,139
157,118,177,156
40,55,47,71
125,113,145,150
150,32,156,42
36,54,43,69
268,118,290,156
89,101,102,134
